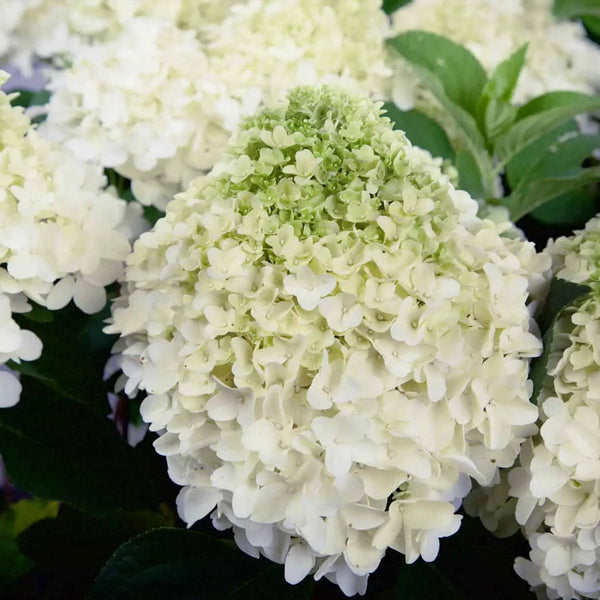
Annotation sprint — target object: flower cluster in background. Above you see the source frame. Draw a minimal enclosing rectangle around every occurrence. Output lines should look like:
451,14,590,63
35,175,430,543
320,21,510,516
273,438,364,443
509,217,600,600
37,0,390,209
107,86,550,595
0,0,239,76
0,71,144,408
390,0,600,108
465,215,600,600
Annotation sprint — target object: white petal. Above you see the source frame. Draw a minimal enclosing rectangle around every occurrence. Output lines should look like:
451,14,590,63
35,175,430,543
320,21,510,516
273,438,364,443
206,392,239,421
285,543,315,585
544,543,571,577
73,279,106,314
176,486,221,527
7,254,41,280
530,466,569,498
139,394,170,423
232,483,259,519
0,370,22,408
153,432,180,456
424,364,446,402
18,330,42,361
45,276,75,310
403,501,457,531
233,527,261,559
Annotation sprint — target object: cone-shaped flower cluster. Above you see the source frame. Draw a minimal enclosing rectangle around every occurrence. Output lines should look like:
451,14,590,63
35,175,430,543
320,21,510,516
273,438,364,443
0,71,144,407
107,86,549,595
504,215,600,600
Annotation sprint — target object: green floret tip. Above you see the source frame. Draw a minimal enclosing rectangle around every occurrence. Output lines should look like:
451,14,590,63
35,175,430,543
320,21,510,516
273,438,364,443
190,85,456,255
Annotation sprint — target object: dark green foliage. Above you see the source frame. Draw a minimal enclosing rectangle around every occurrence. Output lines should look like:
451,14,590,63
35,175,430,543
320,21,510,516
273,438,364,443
88,528,314,600
383,103,455,160
0,377,171,514
387,31,600,220
382,0,412,14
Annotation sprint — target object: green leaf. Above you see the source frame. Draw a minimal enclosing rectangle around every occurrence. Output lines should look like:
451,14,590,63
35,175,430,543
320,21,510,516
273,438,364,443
482,98,518,141
388,32,496,195
505,165,600,221
531,189,598,226
0,499,59,587
516,90,600,120
0,499,60,539
554,0,600,18
9,89,51,109
455,150,486,198
520,133,600,181
0,537,32,590
494,92,600,167
18,505,134,600
506,120,579,188
530,278,592,403
382,0,411,14
388,31,487,115
105,168,131,198
88,528,314,600
383,103,455,160
15,503,175,600
476,45,527,140
584,15,600,39
143,205,163,226
482,44,528,104
9,303,115,413
0,377,169,515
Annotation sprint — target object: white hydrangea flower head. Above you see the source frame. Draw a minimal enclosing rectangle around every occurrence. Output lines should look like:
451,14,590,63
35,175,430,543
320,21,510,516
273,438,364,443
41,0,391,209
40,18,228,210
490,215,600,600
389,0,600,108
205,0,391,104
0,0,238,76
0,71,145,407
107,86,549,595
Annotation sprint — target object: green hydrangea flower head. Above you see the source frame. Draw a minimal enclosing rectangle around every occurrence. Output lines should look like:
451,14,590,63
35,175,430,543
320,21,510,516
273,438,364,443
109,85,549,596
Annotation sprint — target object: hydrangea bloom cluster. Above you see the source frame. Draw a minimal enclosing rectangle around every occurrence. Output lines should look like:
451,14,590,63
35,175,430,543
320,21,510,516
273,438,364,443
500,215,600,600
205,0,390,105
40,18,226,210
107,86,549,595
40,0,391,209
389,0,600,108
0,0,239,76
0,71,144,408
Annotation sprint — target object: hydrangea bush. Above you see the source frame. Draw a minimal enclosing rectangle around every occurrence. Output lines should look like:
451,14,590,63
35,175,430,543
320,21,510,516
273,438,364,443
0,1,599,598
106,86,550,595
